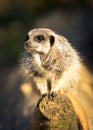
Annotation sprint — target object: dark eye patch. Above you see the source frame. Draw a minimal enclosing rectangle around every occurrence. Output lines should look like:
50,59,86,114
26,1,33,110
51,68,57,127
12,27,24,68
50,35,55,47
34,35,45,42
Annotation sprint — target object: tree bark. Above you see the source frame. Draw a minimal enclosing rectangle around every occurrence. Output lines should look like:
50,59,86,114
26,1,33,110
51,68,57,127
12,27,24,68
32,92,82,130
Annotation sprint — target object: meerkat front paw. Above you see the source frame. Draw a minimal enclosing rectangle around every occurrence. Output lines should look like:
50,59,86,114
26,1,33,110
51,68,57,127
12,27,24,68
48,92,57,101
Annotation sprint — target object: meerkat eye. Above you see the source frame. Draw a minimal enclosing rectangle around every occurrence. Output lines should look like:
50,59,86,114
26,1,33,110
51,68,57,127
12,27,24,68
50,35,55,47
34,35,45,42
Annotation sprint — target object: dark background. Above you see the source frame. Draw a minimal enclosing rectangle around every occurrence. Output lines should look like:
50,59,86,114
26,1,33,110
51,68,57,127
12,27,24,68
0,0,93,68
0,0,93,130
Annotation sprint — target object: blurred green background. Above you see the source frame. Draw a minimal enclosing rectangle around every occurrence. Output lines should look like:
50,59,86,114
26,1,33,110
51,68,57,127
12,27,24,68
0,0,93,67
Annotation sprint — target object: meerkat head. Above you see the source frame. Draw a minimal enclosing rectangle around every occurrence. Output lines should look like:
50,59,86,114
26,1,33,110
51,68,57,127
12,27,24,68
24,28,55,54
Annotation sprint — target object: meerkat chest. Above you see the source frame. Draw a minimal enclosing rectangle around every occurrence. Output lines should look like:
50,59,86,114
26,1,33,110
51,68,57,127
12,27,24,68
40,49,59,70
32,53,42,65
32,52,61,79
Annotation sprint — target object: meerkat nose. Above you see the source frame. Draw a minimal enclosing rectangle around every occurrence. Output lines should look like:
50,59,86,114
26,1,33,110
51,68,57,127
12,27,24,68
24,41,30,48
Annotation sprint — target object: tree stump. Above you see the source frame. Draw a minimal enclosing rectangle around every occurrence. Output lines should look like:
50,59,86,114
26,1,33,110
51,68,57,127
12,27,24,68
32,92,82,130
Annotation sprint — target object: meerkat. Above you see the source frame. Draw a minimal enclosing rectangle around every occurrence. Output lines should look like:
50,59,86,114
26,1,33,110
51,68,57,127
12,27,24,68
20,28,91,130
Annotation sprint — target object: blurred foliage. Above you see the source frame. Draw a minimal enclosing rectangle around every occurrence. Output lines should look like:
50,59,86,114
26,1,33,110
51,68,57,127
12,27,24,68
0,0,93,66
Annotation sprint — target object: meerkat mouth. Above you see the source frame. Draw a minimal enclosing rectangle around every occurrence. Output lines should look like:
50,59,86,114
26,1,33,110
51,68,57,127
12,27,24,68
26,48,38,53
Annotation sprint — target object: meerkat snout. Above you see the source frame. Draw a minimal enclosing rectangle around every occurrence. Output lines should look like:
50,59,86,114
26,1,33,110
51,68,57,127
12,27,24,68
24,34,30,48
24,41,31,48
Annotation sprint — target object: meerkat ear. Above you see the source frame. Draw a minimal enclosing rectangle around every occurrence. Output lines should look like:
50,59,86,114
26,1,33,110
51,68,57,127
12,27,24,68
50,35,55,47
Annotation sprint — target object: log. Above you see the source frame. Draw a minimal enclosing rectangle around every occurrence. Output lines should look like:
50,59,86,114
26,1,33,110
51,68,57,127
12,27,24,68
32,92,82,130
